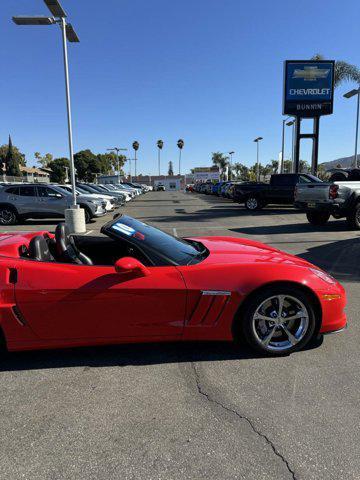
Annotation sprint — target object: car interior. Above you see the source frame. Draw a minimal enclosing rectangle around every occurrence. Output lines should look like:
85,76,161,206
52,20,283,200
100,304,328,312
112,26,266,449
19,223,151,267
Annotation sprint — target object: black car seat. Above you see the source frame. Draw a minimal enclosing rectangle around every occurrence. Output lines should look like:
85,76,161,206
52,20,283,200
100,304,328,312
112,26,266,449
29,235,55,262
55,223,93,265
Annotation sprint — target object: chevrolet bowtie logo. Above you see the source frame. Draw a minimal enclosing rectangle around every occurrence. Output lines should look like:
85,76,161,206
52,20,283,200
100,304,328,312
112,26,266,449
292,66,330,81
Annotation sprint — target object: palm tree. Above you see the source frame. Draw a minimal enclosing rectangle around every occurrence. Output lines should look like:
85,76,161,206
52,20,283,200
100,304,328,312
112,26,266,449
311,54,360,87
233,162,250,181
212,152,229,180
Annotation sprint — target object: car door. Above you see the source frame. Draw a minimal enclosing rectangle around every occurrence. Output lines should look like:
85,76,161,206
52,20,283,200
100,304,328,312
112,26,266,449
36,186,68,216
14,259,186,341
16,185,38,215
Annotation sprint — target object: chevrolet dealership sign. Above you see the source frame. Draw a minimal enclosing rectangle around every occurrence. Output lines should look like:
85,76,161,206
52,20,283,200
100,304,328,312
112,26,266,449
283,60,335,117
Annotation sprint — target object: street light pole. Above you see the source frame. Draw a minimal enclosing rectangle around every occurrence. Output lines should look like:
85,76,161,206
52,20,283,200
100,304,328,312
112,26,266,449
60,17,76,207
107,147,127,183
12,0,83,232
253,137,263,182
344,88,360,168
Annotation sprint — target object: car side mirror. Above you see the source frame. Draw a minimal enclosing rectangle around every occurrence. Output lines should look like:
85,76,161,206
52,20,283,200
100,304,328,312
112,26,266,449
114,257,150,277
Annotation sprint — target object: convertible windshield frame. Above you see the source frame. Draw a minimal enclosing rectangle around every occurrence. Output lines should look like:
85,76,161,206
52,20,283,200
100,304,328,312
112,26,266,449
101,215,208,266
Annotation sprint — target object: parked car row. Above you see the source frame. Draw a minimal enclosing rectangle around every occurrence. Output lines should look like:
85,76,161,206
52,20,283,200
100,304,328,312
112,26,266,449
0,181,152,226
192,180,245,198
189,172,360,230
192,174,323,209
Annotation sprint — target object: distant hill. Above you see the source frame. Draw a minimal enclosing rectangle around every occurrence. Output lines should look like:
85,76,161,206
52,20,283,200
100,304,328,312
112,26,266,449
321,154,359,170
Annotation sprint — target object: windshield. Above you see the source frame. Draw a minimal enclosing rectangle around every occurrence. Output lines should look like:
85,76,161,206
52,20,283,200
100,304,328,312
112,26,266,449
104,215,208,266
76,186,90,194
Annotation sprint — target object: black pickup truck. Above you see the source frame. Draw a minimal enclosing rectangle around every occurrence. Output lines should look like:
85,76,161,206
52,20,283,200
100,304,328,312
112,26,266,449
233,173,322,210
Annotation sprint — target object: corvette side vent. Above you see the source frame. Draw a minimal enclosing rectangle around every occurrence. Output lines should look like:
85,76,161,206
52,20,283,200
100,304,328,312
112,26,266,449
12,306,27,326
188,291,231,326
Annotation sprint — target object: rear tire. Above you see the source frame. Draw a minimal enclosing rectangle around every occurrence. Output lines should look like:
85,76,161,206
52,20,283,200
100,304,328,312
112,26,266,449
245,196,263,211
240,285,317,356
346,203,360,230
0,206,18,226
306,211,330,226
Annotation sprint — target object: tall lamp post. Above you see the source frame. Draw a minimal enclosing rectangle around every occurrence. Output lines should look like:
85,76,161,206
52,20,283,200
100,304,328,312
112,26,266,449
107,147,127,183
132,141,139,178
344,88,360,168
157,140,163,176
177,139,184,175
253,137,263,182
228,151,234,180
13,0,84,232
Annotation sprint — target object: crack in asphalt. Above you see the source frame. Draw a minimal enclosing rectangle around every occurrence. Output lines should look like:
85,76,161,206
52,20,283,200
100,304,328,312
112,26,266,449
191,362,297,480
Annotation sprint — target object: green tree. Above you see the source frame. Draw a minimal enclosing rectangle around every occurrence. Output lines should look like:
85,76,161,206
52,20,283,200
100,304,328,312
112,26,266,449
5,135,21,176
97,153,113,174
0,141,26,167
299,160,310,173
283,160,293,173
168,161,174,176
48,157,70,183
74,149,101,182
311,54,360,87
212,152,229,180
317,164,327,180
233,162,250,181
35,152,53,168
265,159,279,174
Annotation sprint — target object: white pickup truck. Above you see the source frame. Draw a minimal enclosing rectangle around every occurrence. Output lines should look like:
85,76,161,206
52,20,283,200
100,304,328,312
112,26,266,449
294,180,360,229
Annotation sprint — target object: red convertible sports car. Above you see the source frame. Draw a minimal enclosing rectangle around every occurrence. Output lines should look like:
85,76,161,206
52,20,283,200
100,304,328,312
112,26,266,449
0,215,346,355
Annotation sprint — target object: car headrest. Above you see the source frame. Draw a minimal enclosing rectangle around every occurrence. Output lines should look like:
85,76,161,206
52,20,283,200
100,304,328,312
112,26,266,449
29,236,55,262
55,222,71,255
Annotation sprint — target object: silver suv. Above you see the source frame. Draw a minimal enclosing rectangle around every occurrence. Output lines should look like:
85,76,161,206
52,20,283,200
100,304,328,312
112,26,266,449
0,184,107,225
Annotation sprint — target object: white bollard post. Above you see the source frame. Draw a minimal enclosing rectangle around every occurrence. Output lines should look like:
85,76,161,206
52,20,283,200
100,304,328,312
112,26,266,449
65,207,86,234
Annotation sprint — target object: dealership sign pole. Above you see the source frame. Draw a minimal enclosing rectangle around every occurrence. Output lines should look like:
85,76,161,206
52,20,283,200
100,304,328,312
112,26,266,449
283,60,335,174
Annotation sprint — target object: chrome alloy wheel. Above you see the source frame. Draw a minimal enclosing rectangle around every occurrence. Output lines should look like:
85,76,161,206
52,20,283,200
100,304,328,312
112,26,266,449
0,208,16,225
246,197,258,210
251,294,309,352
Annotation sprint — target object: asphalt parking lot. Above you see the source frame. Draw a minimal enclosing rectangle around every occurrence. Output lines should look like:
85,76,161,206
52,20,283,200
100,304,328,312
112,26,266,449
1,191,359,480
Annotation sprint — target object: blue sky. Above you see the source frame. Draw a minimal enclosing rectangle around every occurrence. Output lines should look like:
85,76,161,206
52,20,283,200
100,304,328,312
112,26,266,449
1,0,359,175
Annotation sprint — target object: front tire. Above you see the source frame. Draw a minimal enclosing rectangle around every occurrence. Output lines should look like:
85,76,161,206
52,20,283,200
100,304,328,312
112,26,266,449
0,206,18,226
241,285,317,355
245,196,263,211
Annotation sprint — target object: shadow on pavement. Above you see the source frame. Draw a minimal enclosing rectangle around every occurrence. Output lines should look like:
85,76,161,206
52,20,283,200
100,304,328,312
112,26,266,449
230,220,350,235
299,236,360,282
146,206,301,224
0,338,322,372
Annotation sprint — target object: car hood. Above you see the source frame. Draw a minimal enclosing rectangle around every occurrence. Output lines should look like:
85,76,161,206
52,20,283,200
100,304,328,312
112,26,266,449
190,236,312,268
77,194,105,203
